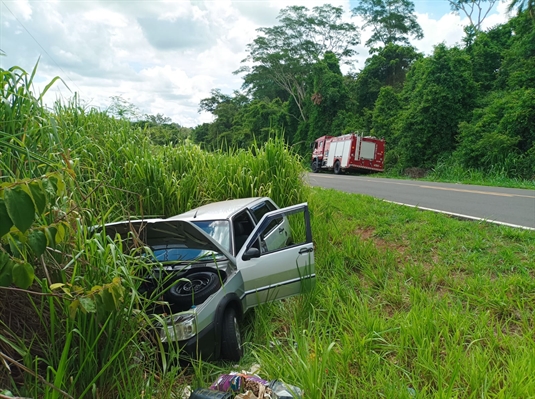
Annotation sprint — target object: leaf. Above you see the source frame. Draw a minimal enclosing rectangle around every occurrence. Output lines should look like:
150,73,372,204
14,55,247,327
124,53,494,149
9,238,24,259
45,226,57,247
28,181,47,215
79,297,96,313
88,285,103,295
27,230,47,257
12,263,35,289
69,300,79,319
4,186,35,233
43,178,57,198
100,288,116,312
49,175,65,196
49,282,65,290
109,278,125,305
0,199,13,237
0,255,13,286
55,223,66,244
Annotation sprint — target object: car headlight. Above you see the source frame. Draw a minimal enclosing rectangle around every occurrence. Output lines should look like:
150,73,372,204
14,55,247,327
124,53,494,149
159,313,197,342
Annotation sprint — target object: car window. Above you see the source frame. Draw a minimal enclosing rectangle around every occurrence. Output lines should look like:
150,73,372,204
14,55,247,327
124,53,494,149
241,204,312,259
232,211,256,254
151,245,222,262
251,201,282,235
148,220,230,262
192,220,231,252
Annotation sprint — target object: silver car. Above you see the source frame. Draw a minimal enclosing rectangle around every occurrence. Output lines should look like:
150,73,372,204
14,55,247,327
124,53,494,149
104,197,315,361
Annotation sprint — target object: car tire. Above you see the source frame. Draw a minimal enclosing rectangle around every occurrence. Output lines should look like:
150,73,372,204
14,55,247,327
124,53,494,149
167,271,221,306
220,307,243,361
311,159,319,173
333,160,342,175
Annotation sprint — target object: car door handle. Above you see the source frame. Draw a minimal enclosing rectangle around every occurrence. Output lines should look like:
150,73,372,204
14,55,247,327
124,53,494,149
299,247,313,254
278,227,285,234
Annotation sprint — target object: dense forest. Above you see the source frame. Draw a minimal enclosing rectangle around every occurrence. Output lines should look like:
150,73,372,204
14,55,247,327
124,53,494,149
185,4,535,180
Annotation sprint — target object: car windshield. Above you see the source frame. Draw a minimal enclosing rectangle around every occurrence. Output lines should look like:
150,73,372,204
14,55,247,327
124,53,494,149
151,220,230,262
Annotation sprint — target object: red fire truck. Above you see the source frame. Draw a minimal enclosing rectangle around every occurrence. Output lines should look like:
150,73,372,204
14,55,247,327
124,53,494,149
311,133,385,174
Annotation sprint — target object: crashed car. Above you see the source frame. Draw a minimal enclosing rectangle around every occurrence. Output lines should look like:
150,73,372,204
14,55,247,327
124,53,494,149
104,197,315,361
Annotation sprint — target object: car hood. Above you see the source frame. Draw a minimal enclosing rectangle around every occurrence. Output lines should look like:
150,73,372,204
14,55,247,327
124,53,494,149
103,219,236,266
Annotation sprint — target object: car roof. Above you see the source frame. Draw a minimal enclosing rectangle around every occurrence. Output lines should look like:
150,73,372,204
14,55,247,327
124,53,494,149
167,197,270,221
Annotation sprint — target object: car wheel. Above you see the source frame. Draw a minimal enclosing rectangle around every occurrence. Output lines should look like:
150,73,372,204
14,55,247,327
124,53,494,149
221,307,242,361
333,160,342,174
167,271,221,306
311,159,319,173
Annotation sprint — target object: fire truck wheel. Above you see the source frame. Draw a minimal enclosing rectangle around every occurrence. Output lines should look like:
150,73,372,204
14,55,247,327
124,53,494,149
311,159,319,173
333,160,342,174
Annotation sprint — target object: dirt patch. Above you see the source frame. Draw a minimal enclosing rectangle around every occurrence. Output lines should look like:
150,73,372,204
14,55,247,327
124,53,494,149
355,227,408,259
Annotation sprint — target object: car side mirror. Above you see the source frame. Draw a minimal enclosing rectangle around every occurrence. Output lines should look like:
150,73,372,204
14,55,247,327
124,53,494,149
242,247,260,261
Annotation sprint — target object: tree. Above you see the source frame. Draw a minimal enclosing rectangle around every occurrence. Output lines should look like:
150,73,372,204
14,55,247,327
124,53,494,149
496,11,535,90
133,113,191,145
229,98,288,147
301,52,351,146
196,89,250,148
351,0,423,49
107,96,140,121
352,44,421,119
236,5,360,123
507,0,535,18
455,89,535,178
398,44,477,168
447,0,499,31
372,86,403,169
372,86,401,143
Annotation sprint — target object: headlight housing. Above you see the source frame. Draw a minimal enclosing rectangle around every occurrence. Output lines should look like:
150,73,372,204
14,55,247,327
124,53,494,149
159,313,197,342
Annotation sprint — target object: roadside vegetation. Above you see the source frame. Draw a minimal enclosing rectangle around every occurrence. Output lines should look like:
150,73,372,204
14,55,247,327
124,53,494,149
193,5,535,182
2,1,535,397
0,64,304,398
377,162,535,190
2,61,535,398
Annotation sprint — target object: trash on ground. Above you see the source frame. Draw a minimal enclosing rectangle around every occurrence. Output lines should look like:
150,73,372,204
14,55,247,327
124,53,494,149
267,381,303,399
189,367,303,399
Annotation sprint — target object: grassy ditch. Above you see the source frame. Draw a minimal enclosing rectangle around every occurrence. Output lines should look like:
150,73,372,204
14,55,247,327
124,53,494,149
225,188,535,398
1,63,308,398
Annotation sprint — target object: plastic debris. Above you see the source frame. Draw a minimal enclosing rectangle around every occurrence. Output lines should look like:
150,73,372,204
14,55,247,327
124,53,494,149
192,366,303,399
267,380,303,399
210,374,242,392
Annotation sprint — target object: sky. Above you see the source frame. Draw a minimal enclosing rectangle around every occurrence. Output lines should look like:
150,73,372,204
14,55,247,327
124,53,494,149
1,0,511,127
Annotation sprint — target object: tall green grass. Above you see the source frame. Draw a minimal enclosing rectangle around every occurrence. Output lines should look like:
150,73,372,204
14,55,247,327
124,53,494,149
379,159,535,190
427,159,535,189
1,63,307,398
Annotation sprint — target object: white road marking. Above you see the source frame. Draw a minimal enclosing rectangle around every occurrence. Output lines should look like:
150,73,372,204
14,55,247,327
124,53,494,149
383,200,535,231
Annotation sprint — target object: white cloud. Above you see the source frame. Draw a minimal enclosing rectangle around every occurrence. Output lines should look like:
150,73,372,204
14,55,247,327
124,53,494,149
415,12,466,54
0,0,512,127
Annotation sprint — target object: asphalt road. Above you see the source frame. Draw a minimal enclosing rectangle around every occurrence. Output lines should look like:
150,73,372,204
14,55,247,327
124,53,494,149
307,173,535,230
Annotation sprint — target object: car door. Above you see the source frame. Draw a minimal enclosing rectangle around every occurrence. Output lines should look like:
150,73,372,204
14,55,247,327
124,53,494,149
236,203,315,310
